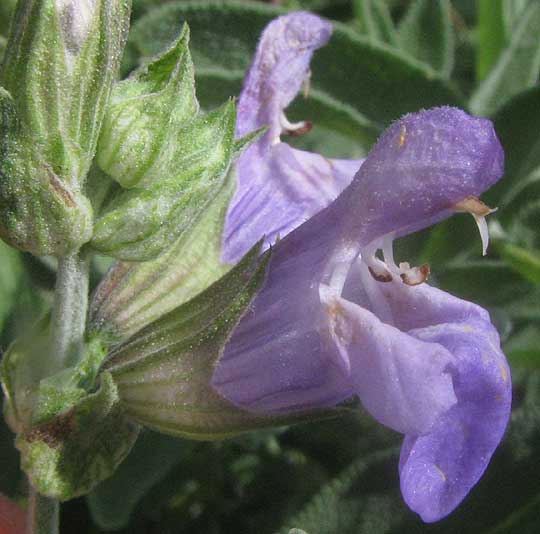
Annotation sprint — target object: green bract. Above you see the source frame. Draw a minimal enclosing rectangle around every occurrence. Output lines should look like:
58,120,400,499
96,244,341,439
91,25,238,261
0,0,130,256
16,372,140,500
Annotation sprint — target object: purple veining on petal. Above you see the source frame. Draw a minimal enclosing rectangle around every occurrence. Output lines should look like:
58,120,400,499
223,144,360,263
221,12,363,264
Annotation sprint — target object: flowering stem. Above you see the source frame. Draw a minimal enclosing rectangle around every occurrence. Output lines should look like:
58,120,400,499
26,250,91,532
50,250,90,374
27,488,59,534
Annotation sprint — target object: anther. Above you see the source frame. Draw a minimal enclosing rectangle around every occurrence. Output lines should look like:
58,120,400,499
368,266,393,283
400,264,430,286
279,112,313,137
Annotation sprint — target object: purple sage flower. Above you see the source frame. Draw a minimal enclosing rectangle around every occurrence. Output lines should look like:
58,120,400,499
222,12,362,264
212,103,511,522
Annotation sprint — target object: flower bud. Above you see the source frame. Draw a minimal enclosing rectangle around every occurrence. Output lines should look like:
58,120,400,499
0,0,131,256
97,24,198,188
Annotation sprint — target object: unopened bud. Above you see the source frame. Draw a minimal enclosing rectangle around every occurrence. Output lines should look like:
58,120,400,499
0,0,131,256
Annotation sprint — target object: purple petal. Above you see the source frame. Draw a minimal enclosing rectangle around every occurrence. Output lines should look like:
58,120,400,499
213,213,355,412
236,12,332,139
396,290,511,522
319,283,457,435
342,106,504,245
222,143,361,263
222,12,362,264
213,106,510,523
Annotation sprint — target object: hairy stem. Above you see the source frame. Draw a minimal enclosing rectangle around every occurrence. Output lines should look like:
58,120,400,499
50,250,91,374
27,488,59,534
26,250,90,532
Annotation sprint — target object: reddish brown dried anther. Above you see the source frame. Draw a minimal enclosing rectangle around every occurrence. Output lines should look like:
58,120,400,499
284,121,313,137
400,264,430,286
368,266,393,283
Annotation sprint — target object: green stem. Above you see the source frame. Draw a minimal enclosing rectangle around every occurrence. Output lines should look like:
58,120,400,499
50,250,90,374
27,250,90,532
27,488,59,534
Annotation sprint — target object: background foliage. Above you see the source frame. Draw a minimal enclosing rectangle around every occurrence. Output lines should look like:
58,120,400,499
1,0,539,532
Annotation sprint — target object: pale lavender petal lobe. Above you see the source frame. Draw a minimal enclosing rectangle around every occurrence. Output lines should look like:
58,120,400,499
319,283,457,435
236,12,332,139
221,12,363,264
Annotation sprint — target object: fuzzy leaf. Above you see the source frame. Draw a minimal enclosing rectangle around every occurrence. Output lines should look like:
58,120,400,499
353,0,397,45
397,0,455,77
470,1,540,117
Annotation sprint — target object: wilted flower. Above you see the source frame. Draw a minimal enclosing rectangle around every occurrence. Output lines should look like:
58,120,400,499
212,12,511,523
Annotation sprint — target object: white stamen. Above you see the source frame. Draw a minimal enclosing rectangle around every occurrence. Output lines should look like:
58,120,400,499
382,233,400,274
453,196,497,256
362,240,393,282
362,235,430,286
279,112,312,136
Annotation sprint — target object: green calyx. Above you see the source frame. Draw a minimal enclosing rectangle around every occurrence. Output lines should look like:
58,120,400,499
91,100,237,261
2,324,139,500
17,372,140,501
98,244,341,439
97,24,198,189
0,0,131,256
90,25,239,261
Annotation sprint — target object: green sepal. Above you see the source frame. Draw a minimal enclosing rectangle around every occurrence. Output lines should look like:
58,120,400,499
16,372,140,500
0,87,93,255
100,244,341,439
31,336,109,425
0,0,131,256
97,24,198,189
90,99,237,261
88,122,264,341
89,167,234,341
233,126,266,159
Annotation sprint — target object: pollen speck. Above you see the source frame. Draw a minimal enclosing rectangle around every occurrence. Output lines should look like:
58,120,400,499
398,125,407,148
500,362,508,383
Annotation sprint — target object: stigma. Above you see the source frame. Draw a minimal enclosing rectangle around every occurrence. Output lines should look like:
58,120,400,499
453,196,497,256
